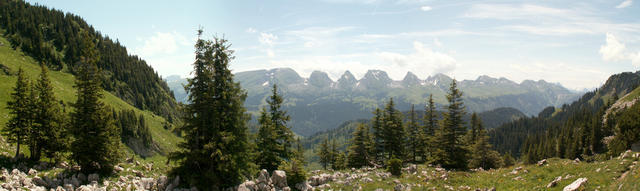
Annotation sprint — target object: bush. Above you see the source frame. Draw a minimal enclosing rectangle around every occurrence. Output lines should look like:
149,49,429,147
387,158,402,176
281,160,307,187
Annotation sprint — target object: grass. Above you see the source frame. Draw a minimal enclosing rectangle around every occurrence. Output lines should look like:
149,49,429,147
621,86,640,102
315,155,638,191
0,34,181,158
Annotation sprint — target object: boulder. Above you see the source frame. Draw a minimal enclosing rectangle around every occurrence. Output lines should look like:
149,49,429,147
257,169,271,184
563,178,587,191
537,159,547,166
156,175,169,190
295,181,312,191
271,170,287,189
546,176,562,188
238,180,257,191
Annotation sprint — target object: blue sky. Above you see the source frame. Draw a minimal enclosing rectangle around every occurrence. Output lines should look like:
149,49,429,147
27,0,640,90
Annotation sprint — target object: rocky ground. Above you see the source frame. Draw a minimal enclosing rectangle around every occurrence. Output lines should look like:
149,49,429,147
0,150,638,190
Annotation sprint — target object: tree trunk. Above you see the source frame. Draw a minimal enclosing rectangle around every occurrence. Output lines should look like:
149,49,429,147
15,139,20,159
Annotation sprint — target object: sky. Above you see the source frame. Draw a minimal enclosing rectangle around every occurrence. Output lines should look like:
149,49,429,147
27,0,640,90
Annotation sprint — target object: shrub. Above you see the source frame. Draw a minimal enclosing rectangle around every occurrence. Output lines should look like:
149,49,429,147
281,160,307,187
387,158,402,176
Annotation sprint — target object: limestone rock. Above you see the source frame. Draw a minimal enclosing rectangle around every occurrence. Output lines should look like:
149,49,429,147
271,170,287,189
546,176,562,188
563,178,587,191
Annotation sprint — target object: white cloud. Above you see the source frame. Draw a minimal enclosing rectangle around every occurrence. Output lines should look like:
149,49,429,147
617,0,633,8
600,33,627,62
506,61,609,90
132,31,194,78
378,41,456,78
420,6,432,11
135,31,190,57
246,27,257,33
266,49,275,58
286,26,355,48
259,32,278,46
433,38,442,47
631,52,640,67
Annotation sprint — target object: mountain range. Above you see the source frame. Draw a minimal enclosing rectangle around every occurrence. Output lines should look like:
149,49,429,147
167,68,581,136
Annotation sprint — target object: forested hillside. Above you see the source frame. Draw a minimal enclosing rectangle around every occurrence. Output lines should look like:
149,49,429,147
489,71,640,160
0,0,179,121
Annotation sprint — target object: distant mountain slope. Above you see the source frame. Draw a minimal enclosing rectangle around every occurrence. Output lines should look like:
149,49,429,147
169,68,578,136
489,71,640,157
0,0,179,121
0,33,180,157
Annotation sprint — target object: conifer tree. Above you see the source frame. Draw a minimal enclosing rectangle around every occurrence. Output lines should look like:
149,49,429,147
295,137,306,165
371,108,384,164
268,84,295,161
169,30,251,189
347,123,371,168
33,64,67,161
2,68,33,159
468,113,482,143
317,138,331,170
382,98,405,160
256,107,280,172
422,94,437,161
468,119,503,169
433,80,468,170
70,30,121,174
406,104,424,163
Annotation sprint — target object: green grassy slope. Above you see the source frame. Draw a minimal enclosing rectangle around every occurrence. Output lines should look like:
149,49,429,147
319,154,639,191
0,35,181,155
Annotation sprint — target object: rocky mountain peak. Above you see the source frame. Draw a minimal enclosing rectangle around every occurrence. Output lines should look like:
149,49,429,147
309,71,333,88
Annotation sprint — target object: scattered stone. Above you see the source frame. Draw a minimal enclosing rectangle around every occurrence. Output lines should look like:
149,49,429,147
271,170,287,189
547,176,562,188
28,168,37,175
563,178,588,191
537,159,547,166
295,181,312,191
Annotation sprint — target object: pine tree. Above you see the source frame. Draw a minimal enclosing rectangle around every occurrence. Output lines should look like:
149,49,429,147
347,123,371,168
33,64,67,161
468,121,503,169
169,30,251,189
256,107,280,172
333,151,347,170
330,140,339,169
70,30,121,174
406,104,424,163
382,98,404,160
371,108,384,164
2,68,33,159
433,80,469,170
295,137,306,166
317,138,331,170
422,94,437,161
467,113,482,143
268,84,295,161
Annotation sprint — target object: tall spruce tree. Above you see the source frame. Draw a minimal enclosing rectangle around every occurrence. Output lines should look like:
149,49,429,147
433,80,468,170
317,138,331,170
2,68,33,159
347,123,371,168
466,113,482,144
382,98,404,160
406,104,424,163
371,108,385,164
468,117,503,169
268,84,295,161
169,30,251,189
422,94,437,161
70,30,121,174
33,64,67,161
256,107,280,172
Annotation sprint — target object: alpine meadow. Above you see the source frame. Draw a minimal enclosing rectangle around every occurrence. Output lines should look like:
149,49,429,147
2,0,640,191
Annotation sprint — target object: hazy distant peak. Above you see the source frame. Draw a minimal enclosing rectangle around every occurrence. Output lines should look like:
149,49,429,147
362,70,391,82
309,71,333,88
402,72,421,86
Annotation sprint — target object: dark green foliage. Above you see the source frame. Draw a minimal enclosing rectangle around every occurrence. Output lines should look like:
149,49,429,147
382,98,405,160
433,80,469,170
387,158,402,176
405,105,423,163
468,124,503,169
268,84,295,161
70,30,121,174
256,107,281,172
317,138,331,170
502,152,515,167
606,102,640,156
2,68,33,158
281,160,307,188
0,0,179,120
33,64,68,161
422,94,437,161
113,109,154,157
169,32,251,189
371,108,385,164
332,151,347,170
347,123,371,168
